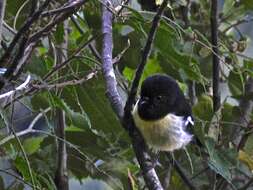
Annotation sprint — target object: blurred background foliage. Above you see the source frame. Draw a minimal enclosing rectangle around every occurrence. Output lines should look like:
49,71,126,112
0,0,253,189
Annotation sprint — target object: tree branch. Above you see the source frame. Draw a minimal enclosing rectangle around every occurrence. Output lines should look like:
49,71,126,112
222,16,253,34
0,0,51,68
70,16,101,62
123,0,169,120
238,177,253,190
55,110,69,190
231,77,253,146
210,0,220,112
0,0,6,45
101,0,124,118
0,108,51,146
166,153,198,190
54,19,69,190
0,74,31,99
101,0,169,189
28,0,88,44
43,35,99,81
33,71,97,90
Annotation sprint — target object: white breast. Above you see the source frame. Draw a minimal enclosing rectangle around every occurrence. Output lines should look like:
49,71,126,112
132,103,193,152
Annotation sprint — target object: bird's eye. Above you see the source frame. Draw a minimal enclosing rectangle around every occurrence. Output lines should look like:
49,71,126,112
155,95,163,101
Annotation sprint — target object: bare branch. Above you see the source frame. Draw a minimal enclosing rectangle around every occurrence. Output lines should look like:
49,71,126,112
0,169,34,188
101,0,124,118
210,0,220,112
42,2,83,17
54,20,69,190
70,16,101,61
43,35,99,81
55,110,69,190
238,177,253,190
222,16,253,34
0,75,31,99
131,127,163,190
29,0,88,44
12,42,37,78
231,77,253,146
162,164,172,189
0,0,6,45
33,71,97,90
0,0,51,68
0,108,51,146
166,153,198,190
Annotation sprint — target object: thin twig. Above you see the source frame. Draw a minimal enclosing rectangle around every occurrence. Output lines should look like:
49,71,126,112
42,2,82,17
163,165,172,189
9,103,35,189
33,71,97,90
0,0,51,68
29,0,87,44
238,177,253,190
0,75,31,99
0,169,36,189
166,153,198,190
0,0,6,45
222,16,253,33
30,129,123,189
231,78,253,146
43,35,99,81
0,108,51,146
70,16,101,61
12,41,37,78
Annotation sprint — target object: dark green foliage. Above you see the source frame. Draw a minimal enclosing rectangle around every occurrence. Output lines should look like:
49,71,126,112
0,0,252,189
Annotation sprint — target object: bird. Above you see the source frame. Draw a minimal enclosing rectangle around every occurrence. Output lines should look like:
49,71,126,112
132,74,195,152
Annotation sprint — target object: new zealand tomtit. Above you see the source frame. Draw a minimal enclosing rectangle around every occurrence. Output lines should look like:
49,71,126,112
132,74,194,152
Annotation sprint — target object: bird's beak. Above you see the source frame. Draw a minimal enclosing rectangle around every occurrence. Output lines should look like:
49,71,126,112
139,97,149,106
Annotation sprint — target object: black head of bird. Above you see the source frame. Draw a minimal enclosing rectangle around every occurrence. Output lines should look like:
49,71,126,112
138,74,192,120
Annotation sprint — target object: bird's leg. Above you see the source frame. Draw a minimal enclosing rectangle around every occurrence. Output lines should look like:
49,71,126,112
149,150,161,168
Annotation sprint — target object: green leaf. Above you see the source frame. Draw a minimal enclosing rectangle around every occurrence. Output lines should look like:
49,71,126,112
69,75,124,135
141,58,163,79
0,176,4,190
243,134,253,157
239,150,253,171
222,0,235,16
205,138,237,184
123,67,135,82
123,6,145,23
55,23,64,44
193,95,213,121
23,137,45,155
154,21,205,82
31,92,50,110
15,156,31,181
228,69,245,97
241,0,253,10
50,95,91,129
